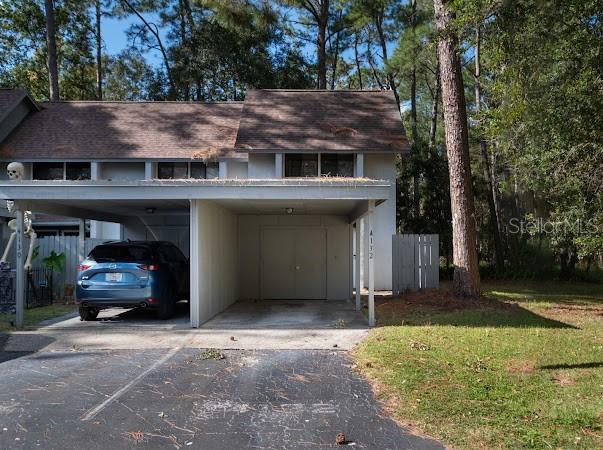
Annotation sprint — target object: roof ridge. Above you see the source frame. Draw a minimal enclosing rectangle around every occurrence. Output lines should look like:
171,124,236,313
39,100,241,105
249,89,391,93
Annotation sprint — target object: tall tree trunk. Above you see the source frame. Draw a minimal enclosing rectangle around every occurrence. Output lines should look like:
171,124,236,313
353,30,363,89
490,144,503,233
195,77,203,101
95,1,102,100
474,26,504,270
182,0,194,29
316,0,329,89
366,42,384,89
329,11,342,90
44,0,59,101
433,0,480,297
178,0,190,100
429,59,440,150
329,38,338,90
410,0,418,143
375,16,401,110
410,0,419,219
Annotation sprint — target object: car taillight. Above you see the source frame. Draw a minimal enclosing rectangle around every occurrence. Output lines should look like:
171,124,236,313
138,264,160,271
78,263,92,271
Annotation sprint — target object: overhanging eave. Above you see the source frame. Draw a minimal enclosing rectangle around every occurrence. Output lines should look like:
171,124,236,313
0,179,391,202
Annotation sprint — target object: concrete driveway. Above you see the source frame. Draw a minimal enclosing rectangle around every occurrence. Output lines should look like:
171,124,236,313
4,300,369,352
0,348,443,449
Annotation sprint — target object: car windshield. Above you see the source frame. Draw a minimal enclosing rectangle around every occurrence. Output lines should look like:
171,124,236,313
89,245,152,262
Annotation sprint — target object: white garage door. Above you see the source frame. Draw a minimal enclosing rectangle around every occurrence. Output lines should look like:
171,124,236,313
261,227,327,299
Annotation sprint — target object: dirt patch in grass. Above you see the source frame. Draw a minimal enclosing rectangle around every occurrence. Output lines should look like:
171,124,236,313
506,360,535,375
550,372,576,386
545,304,603,317
375,289,517,317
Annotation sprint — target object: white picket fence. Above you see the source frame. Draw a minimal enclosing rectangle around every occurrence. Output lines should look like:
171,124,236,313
392,234,439,293
30,236,106,299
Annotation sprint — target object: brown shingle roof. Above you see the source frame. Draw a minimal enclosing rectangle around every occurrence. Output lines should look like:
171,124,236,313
0,101,243,160
0,89,409,160
0,88,37,122
234,89,409,153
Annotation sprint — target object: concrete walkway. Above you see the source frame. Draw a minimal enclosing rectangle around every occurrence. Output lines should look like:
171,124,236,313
4,300,369,352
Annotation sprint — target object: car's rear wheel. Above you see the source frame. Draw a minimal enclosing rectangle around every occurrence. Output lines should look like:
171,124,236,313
79,306,99,321
157,290,174,320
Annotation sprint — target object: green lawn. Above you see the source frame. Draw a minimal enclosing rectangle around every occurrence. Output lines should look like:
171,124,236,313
0,304,77,334
353,281,603,449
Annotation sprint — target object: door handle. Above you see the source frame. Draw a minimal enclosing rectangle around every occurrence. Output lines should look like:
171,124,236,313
295,265,301,270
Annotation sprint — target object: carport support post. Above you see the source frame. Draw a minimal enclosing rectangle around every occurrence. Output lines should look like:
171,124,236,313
15,208,24,329
367,201,375,327
78,219,85,262
189,200,200,328
355,220,361,311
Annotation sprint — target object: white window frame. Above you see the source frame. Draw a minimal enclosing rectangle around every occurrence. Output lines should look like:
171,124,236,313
282,153,356,178
32,162,91,180
283,153,320,178
156,161,219,179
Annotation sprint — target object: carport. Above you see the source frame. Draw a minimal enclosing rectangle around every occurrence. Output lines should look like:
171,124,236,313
0,178,390,328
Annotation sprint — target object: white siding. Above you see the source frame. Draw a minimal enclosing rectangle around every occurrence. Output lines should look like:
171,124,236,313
100,162,145,180
248,154,275,179
90,161,124,239
121,214,190,257
363,153,396,290
90,221,121,240
238,214,351,301
190,200,239,327
225,160,248,179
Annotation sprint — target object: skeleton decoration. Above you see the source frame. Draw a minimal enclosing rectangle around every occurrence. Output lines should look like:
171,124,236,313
1,162,37,271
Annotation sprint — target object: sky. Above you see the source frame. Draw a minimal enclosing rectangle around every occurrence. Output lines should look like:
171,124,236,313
100,9,317,67
100,7,396,75
102,12,165,66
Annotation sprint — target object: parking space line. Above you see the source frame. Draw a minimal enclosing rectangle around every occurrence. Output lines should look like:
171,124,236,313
80,346,181,422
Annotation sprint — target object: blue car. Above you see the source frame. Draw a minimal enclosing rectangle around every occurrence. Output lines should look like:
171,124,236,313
76,241,189,321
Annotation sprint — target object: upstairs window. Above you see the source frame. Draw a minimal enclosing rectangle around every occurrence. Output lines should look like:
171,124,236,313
158,161,220,179
189,162,206,179
66,162,91,180
206,162,219,179
284,154,318,177
320,154,354,177
33,162,63,180
158,162,188,179
33,162,91,180
283,153,355,178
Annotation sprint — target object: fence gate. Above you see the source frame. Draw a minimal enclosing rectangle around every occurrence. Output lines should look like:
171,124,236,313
392,234,439,293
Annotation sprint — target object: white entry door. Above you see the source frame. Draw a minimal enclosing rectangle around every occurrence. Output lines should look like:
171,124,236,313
261,227,327,299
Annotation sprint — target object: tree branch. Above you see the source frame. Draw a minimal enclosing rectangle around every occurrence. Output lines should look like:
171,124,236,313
120,0,176,97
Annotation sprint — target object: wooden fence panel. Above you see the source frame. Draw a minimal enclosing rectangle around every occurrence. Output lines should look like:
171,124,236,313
29,236,106,299
392,234,439,293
